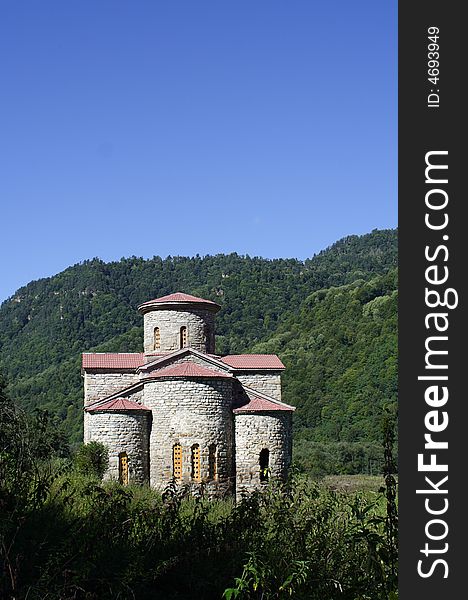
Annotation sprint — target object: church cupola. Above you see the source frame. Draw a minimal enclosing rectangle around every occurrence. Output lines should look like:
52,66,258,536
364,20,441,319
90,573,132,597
137,292,221,355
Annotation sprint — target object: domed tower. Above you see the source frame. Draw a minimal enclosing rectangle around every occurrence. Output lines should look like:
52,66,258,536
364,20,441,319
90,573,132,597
137,292,221,355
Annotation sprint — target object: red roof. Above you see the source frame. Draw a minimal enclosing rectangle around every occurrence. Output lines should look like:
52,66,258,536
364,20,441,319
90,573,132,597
82,352,285,371
233,392,294,413
138,292,220,309
145,362,232,379
220,354,285,370
87,398,151,412
82,353,146,369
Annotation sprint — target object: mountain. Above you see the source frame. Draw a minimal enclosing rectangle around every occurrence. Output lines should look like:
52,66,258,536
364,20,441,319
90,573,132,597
252,267,397,474
0,229,397,472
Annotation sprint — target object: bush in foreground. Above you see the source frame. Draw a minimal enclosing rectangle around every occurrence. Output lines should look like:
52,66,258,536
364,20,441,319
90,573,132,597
73,440,109,479
1,468,397,600
1,379,397,599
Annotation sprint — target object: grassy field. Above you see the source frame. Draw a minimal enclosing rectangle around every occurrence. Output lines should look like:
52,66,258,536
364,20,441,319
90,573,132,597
320,474,387,493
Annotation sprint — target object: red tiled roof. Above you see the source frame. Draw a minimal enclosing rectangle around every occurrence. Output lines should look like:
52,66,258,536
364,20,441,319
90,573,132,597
138,292,220,308
87,398,151,412
220,354,285,370
82,353,146,369
145,362,232,379
138,347,231,373
233,392,294,413
82,352,285,371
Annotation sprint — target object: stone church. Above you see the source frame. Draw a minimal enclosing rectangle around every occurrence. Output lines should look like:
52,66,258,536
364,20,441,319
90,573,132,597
82,292,294,497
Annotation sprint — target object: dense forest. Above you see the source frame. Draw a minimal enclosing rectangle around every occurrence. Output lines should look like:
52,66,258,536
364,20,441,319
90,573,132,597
0,229,397,473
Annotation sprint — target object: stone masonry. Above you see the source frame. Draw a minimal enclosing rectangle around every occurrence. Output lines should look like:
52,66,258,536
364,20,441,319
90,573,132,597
234,373,282,401
84,371,140,405
143,308,216,354
144,377,234,495
234,412,293,496
86,410,151,484
82,292,295,498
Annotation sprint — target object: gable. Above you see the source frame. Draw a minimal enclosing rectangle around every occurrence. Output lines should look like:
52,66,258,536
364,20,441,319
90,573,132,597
233,385,295,413
87,397,151,413
85,380,145,411
138,347,232,376
144,362,232,379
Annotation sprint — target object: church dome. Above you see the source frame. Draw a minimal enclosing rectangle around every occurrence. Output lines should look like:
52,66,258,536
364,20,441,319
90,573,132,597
138,292,219,354
137,292,220,314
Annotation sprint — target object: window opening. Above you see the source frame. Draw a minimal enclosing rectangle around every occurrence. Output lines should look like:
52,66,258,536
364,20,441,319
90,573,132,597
153,327,160,350
119,452,129,485
173,444,183,480
180,326,188,348
191,444,201,482
208,444,217,480
259,448,270,482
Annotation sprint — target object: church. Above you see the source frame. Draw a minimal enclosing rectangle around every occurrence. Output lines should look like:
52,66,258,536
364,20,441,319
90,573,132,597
82,292,294,497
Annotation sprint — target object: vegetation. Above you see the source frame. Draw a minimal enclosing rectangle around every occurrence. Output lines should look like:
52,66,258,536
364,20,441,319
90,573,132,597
0,229,397,475
255,267,398,473
0,376,398,599
0,229,399,596
74,441,109,479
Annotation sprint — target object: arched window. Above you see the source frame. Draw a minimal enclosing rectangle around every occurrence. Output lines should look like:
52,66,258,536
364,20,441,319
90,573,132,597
259,449,270,482
180,326,188,349
208,444,217,480
173,443,183,480
153,327,160,350
119,452,129,485
191,444,201,482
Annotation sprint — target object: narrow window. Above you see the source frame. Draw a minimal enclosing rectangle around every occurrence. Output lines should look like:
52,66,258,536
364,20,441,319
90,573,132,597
191,444,201,482
119,452,129,485
153,327,160,350
208,444,217,480
173,443,183,480
180,326,188,349
259,449,270,482
204,324,211,351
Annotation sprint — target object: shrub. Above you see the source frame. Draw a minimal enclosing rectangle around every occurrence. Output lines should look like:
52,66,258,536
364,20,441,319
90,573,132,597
74,441,109,479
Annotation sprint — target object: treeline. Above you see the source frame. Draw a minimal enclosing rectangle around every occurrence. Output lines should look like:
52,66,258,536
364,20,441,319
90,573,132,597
0,229,397,469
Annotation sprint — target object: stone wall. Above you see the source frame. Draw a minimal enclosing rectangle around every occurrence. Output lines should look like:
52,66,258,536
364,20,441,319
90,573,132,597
86,411,151,484
84,385,145,443
143,308,216,354
84,371,140,405
144,377,234,495
83,411,91,442
235,372,282,400
234,412,292,499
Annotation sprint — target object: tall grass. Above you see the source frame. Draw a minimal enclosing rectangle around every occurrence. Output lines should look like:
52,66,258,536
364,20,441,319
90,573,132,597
1,401,397,599
1,466,397,599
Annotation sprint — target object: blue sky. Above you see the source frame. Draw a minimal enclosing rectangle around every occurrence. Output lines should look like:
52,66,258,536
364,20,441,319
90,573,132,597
0,1,397,303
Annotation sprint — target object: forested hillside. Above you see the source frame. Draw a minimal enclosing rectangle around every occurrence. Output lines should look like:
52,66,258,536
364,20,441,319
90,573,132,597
0,229,397,471
253,268,397,474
